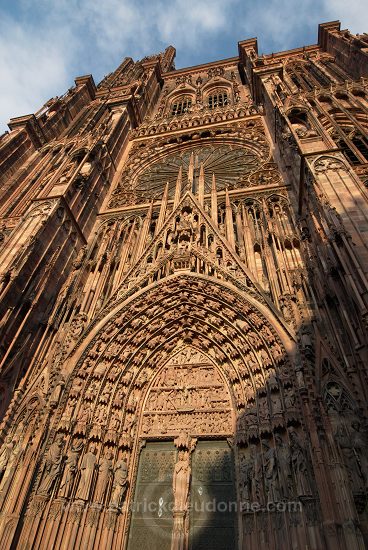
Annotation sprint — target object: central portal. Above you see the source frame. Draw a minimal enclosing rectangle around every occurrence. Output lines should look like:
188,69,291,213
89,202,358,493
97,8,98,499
127,347,237,550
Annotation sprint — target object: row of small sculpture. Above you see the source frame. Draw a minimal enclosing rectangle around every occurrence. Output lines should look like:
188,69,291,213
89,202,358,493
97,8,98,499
239,430,312,504
36,437,128,508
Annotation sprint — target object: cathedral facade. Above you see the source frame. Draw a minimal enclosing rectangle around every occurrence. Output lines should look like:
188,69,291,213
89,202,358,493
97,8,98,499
0,20,368,549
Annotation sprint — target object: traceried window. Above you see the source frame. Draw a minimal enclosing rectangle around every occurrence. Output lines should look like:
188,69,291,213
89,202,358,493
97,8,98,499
323,380,355,413
171,96,192,116
208,90,229,109
352,134,368,161
333,129,368,165
335,137,360,165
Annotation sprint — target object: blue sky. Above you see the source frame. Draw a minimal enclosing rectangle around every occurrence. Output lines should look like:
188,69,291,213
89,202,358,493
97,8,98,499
0,0,367,133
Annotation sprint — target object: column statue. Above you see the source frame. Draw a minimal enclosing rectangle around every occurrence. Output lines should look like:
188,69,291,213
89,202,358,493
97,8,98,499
275,434,292,499
94,450,113,504
58,441,82,498
289,429,312,496
75,444,97,501
262,439,280,503
0,436,14,480
38,435,65,496
109,459,128,508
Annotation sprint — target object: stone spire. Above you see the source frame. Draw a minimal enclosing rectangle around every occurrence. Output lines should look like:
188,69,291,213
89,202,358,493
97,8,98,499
198,163,205,206
174,166,182,208
211,173,217,225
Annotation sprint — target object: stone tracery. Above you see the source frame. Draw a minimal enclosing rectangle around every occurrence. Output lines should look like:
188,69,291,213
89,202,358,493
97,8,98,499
0,19,367,550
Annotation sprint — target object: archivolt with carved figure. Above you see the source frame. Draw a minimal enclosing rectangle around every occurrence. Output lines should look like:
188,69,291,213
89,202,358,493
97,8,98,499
0,272,326,550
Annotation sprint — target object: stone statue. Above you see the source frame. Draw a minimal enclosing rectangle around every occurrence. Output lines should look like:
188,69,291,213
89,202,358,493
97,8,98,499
262,439,280,503
275,434,292,499
75,444,97,501
252,446,264,504
38,435,65,495
110,459,128,508
58,441,82,498
49,376,64,407
289,430,312,496
0,436,16,492
239,450,253,502
350,421,368,488
335,422,368,492
0,436,14,479
284,387,296,409
94,450,113,504
173,450,191,512
270,393,282,415
78,404,92,425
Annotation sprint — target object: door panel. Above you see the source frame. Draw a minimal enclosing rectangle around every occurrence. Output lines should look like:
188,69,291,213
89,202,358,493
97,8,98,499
189,440,236,550
127,442,175,550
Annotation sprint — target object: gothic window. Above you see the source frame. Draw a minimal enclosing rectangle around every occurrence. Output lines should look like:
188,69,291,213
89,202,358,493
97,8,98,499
334,136,361,165
308,64,330,87
171,96,192,116
287,65,313,91
289,74,300,89
324,381,355,413
351,134,368,161
134,145,260,203
207,90,229,109
321,60,348,83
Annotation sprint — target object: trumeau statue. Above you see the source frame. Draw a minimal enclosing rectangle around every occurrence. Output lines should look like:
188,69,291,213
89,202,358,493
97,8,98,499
172,450,191,512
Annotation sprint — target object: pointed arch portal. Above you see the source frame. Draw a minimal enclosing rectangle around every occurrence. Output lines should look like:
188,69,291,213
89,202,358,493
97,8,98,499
127,346,237,550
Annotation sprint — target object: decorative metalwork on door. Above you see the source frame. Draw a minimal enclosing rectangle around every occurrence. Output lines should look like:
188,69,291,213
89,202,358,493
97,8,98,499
127,442,175,550
189,440,236,550
128,440,236,550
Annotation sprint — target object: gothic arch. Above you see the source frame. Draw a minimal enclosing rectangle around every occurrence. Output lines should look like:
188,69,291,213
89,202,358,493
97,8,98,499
167,93,195,116
312,154,351,173
67,272,295,367
9,271,316,550
201,77,232,95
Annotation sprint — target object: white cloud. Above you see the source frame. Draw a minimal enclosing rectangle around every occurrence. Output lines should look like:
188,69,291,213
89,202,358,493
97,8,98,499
0,0,367,133
0,10,78,132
